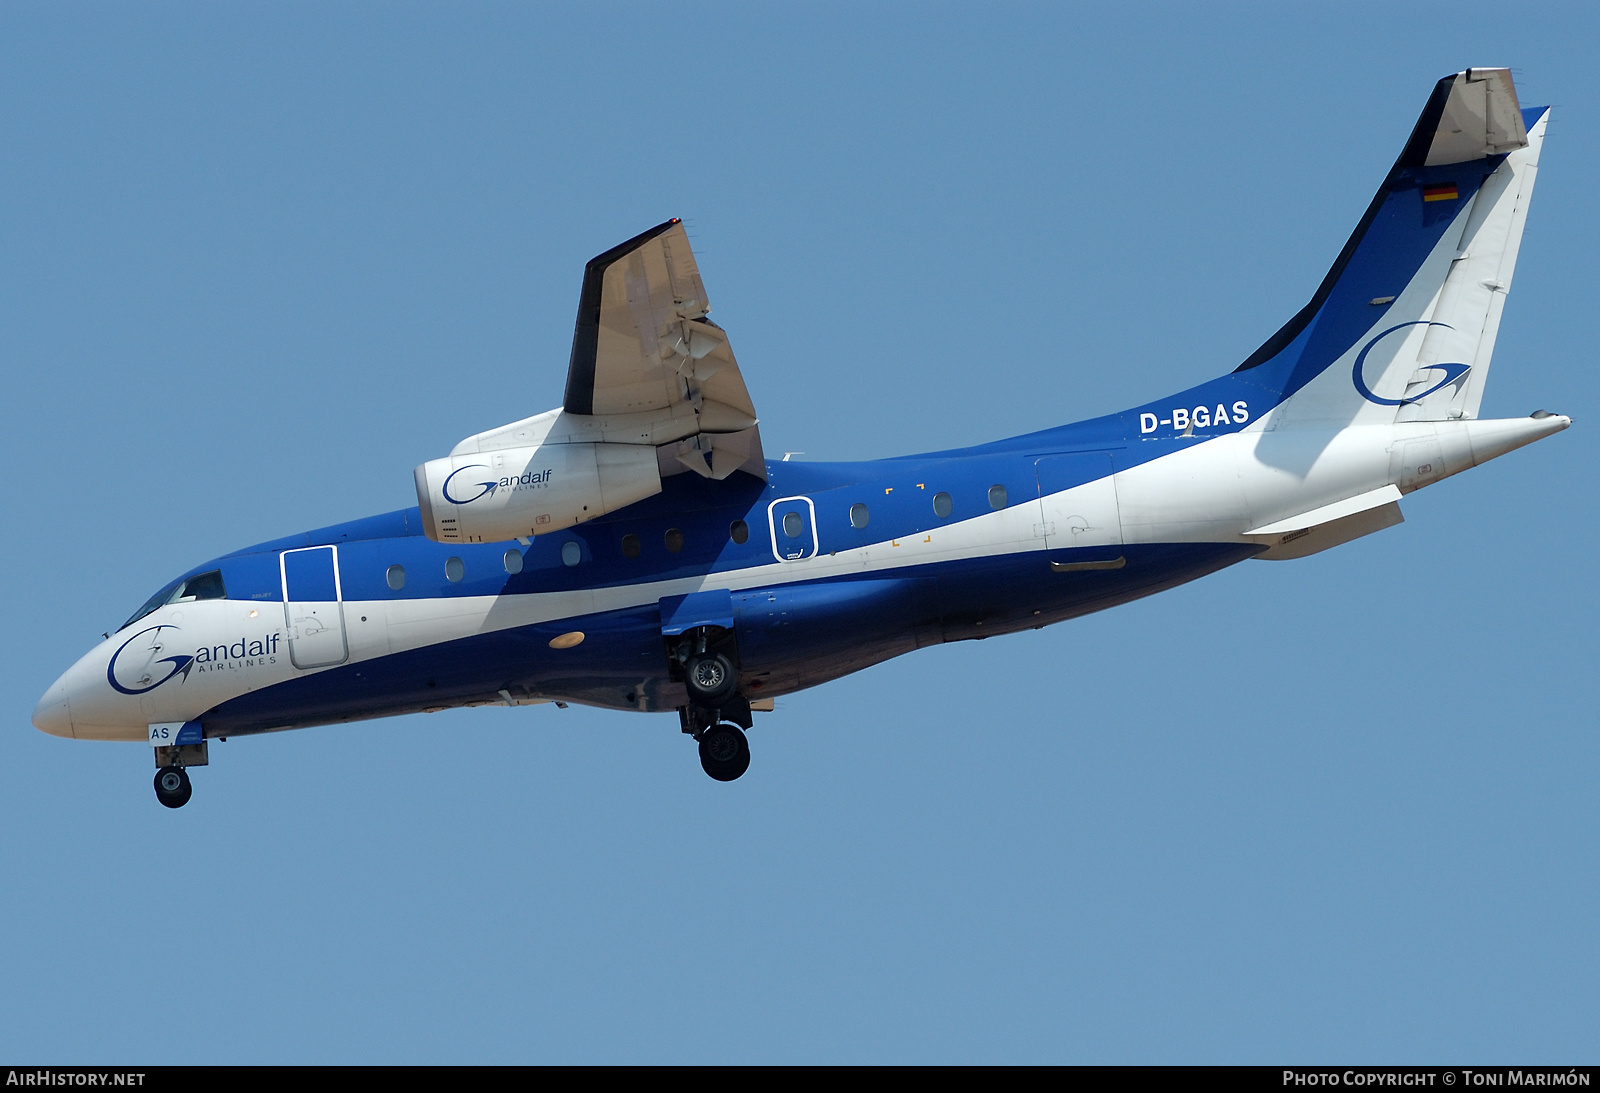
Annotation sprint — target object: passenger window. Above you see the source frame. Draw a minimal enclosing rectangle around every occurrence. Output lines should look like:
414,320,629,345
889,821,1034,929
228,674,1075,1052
664,528,685,554
561,541,582,567
503,550,524,575
988,484,1008,510
730,520,749,545
783,511,803,538
933,492,953,518
621,533,642,559
445,557,465,583
386,564,406,590
849,503,870,529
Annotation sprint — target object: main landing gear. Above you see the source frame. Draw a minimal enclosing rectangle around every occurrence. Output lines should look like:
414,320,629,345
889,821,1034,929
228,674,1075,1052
672,627,753,782
685,650,738,705
679,696,754,782
698,722,751,782
154,765,192,809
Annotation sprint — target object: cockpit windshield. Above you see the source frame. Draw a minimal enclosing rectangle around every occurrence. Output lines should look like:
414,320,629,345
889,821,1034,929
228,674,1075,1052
121,570,228,631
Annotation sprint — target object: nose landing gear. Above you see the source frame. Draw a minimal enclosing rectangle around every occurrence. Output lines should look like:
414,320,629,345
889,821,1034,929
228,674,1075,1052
153,765,192,809
151,739,206,808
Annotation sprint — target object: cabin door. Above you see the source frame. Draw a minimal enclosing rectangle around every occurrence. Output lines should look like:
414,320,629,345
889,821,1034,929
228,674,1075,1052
281,545,350,670
1035,453,1124,558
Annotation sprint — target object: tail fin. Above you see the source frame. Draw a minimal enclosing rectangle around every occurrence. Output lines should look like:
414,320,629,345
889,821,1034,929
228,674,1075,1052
1237,69,1546,428
1400,95,1546,421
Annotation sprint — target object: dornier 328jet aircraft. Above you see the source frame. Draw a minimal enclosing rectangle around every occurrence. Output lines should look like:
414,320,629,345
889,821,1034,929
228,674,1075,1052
35,69,1570,806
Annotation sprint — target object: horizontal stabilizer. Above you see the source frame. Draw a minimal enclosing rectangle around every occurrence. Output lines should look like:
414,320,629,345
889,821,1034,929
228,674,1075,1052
1404,68,1528,167
1251,501,1405,561
1246,484,1403,536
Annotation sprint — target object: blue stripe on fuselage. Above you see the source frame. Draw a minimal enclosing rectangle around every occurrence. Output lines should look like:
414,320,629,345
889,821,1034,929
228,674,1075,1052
198,540,1258,734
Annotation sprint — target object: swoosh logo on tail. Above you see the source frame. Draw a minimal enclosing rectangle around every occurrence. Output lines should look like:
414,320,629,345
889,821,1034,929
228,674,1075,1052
1352,321,1471,406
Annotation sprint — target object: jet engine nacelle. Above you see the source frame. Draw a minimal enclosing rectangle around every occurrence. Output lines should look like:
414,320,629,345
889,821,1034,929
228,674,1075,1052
414,442,661,544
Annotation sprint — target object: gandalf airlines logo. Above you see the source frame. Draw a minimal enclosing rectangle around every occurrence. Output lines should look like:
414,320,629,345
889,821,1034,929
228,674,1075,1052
442,464,555,504
1352,322,1471,406
107,625,281,695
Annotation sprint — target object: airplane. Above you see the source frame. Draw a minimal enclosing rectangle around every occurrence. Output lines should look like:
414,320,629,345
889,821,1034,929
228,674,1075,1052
33,69,1569,807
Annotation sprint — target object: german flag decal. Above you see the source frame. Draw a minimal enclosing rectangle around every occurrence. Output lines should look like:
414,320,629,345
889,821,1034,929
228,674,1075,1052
1423,183,1459,202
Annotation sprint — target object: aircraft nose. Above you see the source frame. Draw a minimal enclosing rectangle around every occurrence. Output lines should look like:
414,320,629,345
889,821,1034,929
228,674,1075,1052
32,677,74,738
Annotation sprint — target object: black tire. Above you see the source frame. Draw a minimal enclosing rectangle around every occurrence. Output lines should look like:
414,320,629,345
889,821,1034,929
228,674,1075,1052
684,651,738,704
154,765,192,809
698,723,751,782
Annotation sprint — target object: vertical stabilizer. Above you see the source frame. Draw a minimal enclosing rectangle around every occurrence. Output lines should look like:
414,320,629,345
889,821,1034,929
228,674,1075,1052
1223,70,1547,431
1397,106,1547,421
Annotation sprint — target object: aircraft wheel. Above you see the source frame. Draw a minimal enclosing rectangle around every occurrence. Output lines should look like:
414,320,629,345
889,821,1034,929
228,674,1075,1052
698,723,750,782
685,651,737,704
154,765,192,809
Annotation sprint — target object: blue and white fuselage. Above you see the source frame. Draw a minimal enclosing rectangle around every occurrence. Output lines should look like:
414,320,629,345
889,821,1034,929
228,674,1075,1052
33,70,1571,798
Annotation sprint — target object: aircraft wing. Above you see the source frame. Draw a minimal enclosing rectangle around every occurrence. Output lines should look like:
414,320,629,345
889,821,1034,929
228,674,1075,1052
563,219,765,481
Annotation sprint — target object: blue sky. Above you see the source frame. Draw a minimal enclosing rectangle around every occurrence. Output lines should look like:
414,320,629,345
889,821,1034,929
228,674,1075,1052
3,2,1596,1063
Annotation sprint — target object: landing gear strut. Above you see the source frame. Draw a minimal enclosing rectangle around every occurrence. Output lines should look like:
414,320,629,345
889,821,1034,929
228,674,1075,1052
154,765,192,809
698,722,751,782
670,625,753,781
